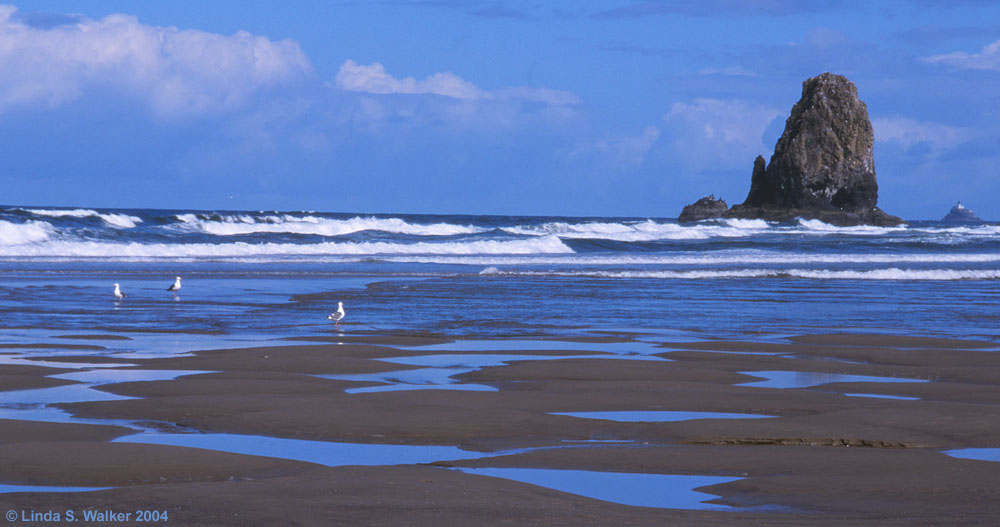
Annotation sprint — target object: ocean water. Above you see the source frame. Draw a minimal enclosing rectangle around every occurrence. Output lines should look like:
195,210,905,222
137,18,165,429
1,205,999,348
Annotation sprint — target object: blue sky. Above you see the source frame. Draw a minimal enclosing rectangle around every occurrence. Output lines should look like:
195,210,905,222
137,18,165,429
1,1,998,219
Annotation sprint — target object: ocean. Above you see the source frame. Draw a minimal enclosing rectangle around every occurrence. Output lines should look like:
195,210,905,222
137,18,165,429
2,205,999,352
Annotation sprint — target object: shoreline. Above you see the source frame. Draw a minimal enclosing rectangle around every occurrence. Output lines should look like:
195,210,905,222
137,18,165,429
1,330,1000,525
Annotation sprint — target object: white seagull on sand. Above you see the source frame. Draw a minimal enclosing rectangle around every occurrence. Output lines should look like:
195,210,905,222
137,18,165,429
113,283,126,300
328,302,345,324
167,276,182,293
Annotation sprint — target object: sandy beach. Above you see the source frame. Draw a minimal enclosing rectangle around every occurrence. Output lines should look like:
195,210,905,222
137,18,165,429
2,331,999,525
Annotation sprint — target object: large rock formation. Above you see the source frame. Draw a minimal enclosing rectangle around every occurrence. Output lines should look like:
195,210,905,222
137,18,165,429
941,202,982,223
678,195,728,223
679,73,902,226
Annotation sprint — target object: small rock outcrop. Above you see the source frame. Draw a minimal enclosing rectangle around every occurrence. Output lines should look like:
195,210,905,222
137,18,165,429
679,73,903,226
941,202,982,223
679,195,729,223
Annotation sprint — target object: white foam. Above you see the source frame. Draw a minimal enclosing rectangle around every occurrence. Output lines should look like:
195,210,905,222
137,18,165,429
0,235,573,259
100,214,141,228
719,218,771,229
26,208,141,228
497,217,941,242
911,225,1000,243
27,208,98,218
0,220,52,245
173,214,485,237
500,220,760,241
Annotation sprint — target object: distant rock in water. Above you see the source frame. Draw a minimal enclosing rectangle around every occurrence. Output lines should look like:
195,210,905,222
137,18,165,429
680,73,903,227
941,202,982,223
679,195,729,223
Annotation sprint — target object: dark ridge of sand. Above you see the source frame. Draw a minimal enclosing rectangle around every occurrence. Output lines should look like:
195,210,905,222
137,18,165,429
0,419,131,443
788,333,999,349
285,334,454,347
0,442,316,487
0,364,77,391
53,334,134,341
659,344,1000,386
87,326,227,335
663,339,998,364
286,333,636,347
3,332,1000,525
36,342,625,375
0,342,106,350
22,355,133,364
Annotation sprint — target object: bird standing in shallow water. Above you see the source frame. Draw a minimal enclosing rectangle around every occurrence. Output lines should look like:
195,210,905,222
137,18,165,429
167,276,181,293
113,283,126,300
328,302,345,324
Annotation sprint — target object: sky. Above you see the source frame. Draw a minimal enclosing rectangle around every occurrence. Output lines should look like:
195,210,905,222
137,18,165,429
0,1,998,219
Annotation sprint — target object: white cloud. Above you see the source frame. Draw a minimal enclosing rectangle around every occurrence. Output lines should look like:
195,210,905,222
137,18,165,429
662,98,782,170
335,59,580,105
0,5,313,117
335,60,483,100
922,39,1000,71
873,116,972,155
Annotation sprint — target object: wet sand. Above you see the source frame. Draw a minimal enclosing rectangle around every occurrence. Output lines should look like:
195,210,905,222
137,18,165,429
2,332,1000,525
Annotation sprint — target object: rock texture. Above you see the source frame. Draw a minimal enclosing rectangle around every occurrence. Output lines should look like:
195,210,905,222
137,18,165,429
941,202,982,223
678,195,729,223
680,73,902,226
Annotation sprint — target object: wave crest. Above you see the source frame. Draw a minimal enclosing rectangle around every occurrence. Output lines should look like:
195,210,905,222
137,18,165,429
502,220,709,241
0,220,52,246
174,214,485,237
26,209,141,228
0,234,573,259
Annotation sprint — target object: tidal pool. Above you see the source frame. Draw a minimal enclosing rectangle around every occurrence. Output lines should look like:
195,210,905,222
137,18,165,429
552,411,776,422
0,484,111,494
943,448,1000,463
738,370,927,389
114,432,496,466
319,353,666,394
0,369,212,426
455,467,742,510
317,366,496,393
402,339,665,355
842,393,920,401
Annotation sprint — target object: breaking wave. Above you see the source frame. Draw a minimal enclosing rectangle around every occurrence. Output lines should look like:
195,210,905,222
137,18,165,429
501,218,772,241
25,209,141,228
0,235,573,259
173,214,485,237
0,220,53,246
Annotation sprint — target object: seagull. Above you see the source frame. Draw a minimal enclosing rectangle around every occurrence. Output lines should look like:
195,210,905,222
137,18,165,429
167,276,182,293
328,302,345,324
113,283,126,300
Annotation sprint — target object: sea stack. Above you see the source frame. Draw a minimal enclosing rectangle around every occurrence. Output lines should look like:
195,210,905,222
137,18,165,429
678,195,729,223
679,73,902,226
941,202,982,223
